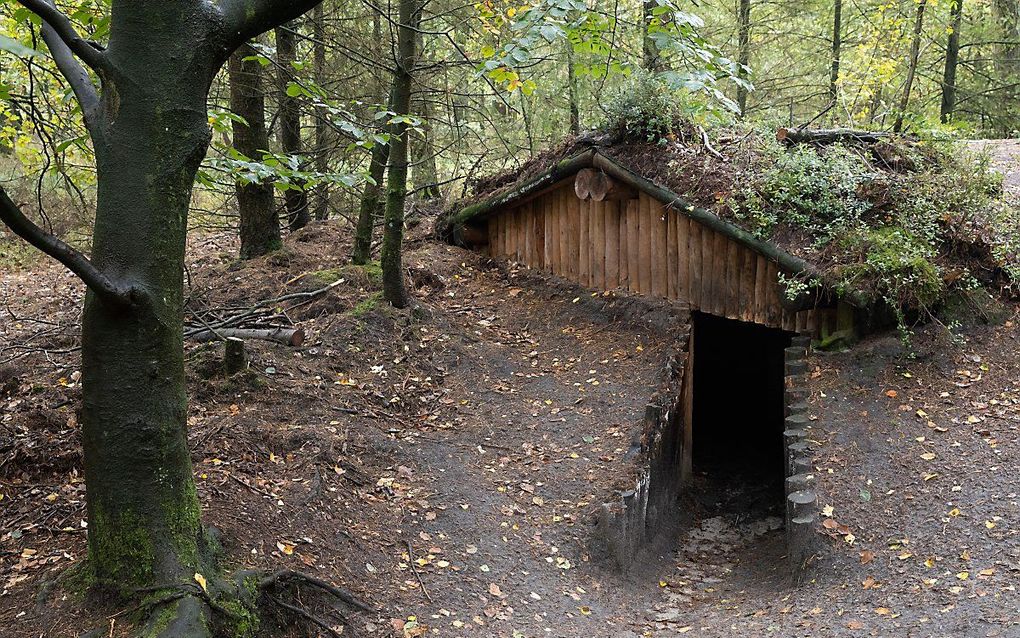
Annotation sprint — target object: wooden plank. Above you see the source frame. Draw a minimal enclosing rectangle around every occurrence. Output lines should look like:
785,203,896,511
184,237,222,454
592,200,606,289
567,191,581,281
765,261,781,327
677,214,690,303
546,200,554,269
666,211,678,299
754,254,768,325
711,230,727,316
687,219,702,309
701,224,714,310
618,204,629,289
639,194,653,295
554,194,563,275
525,203,536,266
578,200,590,287
558,188,575,277
487,217,496,257
739,248,756,322
508,210,517,260
605,201,620,289
681,329,694,486
627,199,640,293
516,208,525,261
653,201,668,298
725,238,740,319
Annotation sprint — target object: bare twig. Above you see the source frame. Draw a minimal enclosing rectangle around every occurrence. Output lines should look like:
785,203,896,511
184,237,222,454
404,540,433,603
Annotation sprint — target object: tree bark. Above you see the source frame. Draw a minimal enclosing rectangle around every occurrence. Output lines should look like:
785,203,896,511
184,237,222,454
381,0,418,308
229,42,282,259
941,0,965,122
312,4,331,220
352,128,390,265
567,41,580,135
275,23,310,231
642,0,659,71
829,0,842,104
736,0,752,116
894,0,927,133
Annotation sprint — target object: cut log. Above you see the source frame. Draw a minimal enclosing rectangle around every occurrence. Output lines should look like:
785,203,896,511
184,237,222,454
223,337,247,374
574,168,598,200
777,127,891,145
190,327,305,346
589,172,637,202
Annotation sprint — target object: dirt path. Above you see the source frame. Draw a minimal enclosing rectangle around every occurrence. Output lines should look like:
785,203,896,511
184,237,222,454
4,220,1020,638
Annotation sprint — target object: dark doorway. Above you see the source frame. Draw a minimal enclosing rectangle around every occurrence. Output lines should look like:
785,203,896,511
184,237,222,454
689,312,791,521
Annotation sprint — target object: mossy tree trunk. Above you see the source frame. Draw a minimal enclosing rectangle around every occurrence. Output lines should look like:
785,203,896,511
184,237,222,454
0,1,325,634
229,42,282,259
380,0,419,308
736,0,752,117
940,0,964,123
352,134,390,264
275,22,311,231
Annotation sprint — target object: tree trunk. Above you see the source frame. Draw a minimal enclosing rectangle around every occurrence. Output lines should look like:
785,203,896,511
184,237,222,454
275,23,310,231
566,42,580,135
312,4,331,220
940,0,965,123
736,0,752,116
82,2,222,596
381,0,418,308
895,0,927,133
229,43,282,259
642,0,659,71
829,0,842,104
994,0,1020,76
352,127,390,265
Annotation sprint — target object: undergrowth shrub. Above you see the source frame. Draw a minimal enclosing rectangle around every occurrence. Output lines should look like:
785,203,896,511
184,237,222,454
601,70,723,143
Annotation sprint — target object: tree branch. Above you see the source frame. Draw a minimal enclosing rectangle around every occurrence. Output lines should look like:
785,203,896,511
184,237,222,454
0,188,133,307
217,0,325,54
15,0,109,74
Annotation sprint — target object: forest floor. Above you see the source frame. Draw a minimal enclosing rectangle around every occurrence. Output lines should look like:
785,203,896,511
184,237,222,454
1,142,1019,638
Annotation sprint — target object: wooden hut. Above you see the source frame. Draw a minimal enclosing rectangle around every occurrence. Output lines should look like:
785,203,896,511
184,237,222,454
441,147,838,570
440,148,847,335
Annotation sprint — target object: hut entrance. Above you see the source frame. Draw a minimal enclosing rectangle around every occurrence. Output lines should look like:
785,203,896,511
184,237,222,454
686,312,791,521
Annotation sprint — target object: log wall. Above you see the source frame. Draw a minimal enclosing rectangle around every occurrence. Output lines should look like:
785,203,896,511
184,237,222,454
486,179,817,333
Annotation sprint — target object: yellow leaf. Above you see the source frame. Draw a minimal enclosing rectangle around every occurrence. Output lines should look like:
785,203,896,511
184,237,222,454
277,541,295,555
193,572,208,592
579,606,591,615
875,607,891,616
985,520,996,529
956,571,969,580
920,452,936,461
949,508,960,517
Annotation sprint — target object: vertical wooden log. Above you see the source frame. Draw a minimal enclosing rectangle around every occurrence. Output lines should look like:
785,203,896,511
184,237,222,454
681,329,694,485
543,202,553,272
224,337,247,374
639,194,653,295
677,214,690,304
535,203,545,269
765,260,781,327
578,200,590,287
701,225,714,311
708,231,725,316
627,199,640,293
739,248,756,322
618,203,629,289
487,217,496,257
563,188,571,277
754,254,768,324
605,201,620,289
725,240,741,320
653,202,668,298
516,208,525,261
687,220,701,309
507,210,516,260
567,190,581,282
592,200,606,289
551,195,562,274
667,210,678,299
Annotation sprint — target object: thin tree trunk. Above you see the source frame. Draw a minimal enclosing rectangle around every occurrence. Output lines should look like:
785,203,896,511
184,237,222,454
829,0,842,104
736,0,752,116
312,4,330,220
381,0,418,307
411,96,441,200
895,0,928,132
994,0,1020,76
567,42,580,135
229,43,281,259
275,23,310,230
941,0,964,122
352,134,390,264
642,0,659,71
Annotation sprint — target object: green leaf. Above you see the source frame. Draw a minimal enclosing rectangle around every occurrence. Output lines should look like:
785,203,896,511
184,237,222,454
0,36,42,58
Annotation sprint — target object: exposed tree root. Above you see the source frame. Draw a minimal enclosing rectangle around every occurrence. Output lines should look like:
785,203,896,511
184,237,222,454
88,568,374,638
